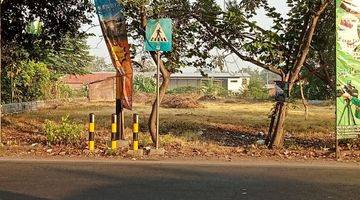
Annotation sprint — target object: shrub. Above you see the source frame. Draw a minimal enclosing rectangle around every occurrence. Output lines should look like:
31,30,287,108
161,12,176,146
134,75,156,93
54,84,87,99
167,86,200,94
244,77,269,100
201,78,228,97
43,116,84,145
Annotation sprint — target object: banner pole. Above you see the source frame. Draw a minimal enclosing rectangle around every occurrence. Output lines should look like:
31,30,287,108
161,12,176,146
115,73,124,141
156,50,160,149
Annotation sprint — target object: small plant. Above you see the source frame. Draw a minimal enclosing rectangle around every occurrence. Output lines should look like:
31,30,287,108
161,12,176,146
168,86,200,94
134,75,156,93
43,116,84,145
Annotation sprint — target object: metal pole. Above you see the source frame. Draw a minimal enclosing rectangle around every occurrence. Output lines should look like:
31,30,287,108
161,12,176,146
115,73,124,141
111,114,117,150
133,113,139,151
88,113,95,152
0,2,2,146
156,51,160,149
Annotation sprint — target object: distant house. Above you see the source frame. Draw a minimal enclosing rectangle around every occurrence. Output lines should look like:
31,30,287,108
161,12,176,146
61,72,116,90
62,72,116,101
169,71,251,93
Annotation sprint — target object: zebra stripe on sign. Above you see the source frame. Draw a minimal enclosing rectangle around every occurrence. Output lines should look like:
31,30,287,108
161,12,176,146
150,23,168,42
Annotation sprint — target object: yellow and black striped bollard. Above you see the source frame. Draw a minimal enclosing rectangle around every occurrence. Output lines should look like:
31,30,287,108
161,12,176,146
133,114,139,151
89,113,95,152
111,114,117,150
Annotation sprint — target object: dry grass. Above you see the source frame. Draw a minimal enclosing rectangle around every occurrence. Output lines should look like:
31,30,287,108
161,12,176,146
2,100,335,148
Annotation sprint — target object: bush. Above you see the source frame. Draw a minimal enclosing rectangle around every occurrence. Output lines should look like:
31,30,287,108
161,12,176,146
167,86,200,94
57,84,87,99
134,75,156,93
201,78,228,97
1,60,51,102
244,77,269,100
43,116,84,145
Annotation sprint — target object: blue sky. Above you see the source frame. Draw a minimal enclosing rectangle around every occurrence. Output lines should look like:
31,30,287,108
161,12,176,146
85,0,289,72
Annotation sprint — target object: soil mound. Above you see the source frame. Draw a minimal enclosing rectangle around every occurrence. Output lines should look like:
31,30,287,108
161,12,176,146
162,94,202,108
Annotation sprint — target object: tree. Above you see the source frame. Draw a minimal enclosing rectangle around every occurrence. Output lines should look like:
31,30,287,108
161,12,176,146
190,0,333,148
88,56,114,72
1,0,94,103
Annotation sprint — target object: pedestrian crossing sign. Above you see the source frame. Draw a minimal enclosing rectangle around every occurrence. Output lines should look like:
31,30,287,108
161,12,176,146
145,18,172,52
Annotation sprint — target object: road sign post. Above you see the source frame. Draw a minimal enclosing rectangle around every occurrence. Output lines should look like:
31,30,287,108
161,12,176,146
145,19,172,149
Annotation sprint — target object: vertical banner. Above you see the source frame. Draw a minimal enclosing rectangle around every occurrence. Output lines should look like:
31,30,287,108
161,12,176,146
94,0,133,110
336,0,360,138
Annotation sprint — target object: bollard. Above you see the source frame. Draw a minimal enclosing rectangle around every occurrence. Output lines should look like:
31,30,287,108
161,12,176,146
89,113,95,152
133,114,139,151
111,114,117,150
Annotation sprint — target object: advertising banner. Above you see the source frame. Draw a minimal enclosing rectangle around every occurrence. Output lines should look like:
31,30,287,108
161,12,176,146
94,0,133,110
336,0,360,138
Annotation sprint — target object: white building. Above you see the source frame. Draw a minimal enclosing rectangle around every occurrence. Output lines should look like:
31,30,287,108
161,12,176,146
169,70,250,93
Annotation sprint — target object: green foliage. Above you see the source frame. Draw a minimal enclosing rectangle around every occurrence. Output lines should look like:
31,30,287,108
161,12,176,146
44,35,93,75
167,86,200,94
43,116,84,145
1,60,51,102
1,0,94,66
57,84,88,99
245,77,268,100
134,75,156,93
1,1,94,103
201,78,228,97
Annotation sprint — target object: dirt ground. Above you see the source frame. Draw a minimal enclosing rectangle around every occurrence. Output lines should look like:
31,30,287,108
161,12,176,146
0,97,359,162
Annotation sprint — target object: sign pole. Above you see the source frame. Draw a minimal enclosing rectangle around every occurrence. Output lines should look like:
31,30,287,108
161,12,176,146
156,50,160,149
144,18,172,150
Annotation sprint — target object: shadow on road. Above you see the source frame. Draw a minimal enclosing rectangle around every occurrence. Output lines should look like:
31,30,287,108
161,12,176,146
0,190,49,200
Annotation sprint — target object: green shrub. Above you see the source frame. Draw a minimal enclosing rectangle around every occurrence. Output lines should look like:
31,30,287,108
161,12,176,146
244,77,269,100
43,116,84,145
134,75,156,93
57,84,87,99
168,86,200,94
201,78,228,97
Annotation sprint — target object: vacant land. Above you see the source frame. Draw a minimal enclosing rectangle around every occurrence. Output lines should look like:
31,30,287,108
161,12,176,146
1,98,356,161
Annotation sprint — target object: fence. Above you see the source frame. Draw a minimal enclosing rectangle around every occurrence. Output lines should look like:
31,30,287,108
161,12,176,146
1,98,88,115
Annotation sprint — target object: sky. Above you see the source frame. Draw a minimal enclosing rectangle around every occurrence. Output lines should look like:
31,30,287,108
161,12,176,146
85,0,290,72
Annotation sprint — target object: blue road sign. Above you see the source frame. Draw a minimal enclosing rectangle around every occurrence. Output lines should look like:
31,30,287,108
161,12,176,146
145,18,172,52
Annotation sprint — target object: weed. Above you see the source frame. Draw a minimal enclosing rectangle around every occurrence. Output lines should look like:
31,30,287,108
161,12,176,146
43,115,84,145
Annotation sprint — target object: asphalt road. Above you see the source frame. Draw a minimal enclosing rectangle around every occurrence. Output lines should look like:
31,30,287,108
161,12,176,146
0,159,359,200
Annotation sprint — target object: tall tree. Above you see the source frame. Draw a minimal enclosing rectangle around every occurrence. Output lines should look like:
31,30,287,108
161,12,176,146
190,0,333,148
1,0,94,72
1,0,94,103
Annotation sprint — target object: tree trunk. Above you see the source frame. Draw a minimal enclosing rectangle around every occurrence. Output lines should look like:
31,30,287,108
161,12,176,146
299,81,309,120
270,102,288,148
148,52,171,144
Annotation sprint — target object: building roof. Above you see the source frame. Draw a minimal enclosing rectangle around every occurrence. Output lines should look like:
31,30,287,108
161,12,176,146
171,71,250,79
61,72,116,85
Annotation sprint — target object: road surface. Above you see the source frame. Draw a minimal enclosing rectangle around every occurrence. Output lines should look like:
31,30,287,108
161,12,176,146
0,159,359,200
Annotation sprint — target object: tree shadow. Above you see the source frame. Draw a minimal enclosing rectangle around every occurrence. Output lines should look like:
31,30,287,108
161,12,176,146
0,190,49,200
